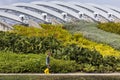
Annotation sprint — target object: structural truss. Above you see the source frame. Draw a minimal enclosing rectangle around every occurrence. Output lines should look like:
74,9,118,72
0,1,120,24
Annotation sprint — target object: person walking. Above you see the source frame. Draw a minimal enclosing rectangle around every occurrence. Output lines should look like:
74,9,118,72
44,50,51,74
46,50,51,68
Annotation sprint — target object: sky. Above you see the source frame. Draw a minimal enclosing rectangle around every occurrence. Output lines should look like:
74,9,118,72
0,0,120,8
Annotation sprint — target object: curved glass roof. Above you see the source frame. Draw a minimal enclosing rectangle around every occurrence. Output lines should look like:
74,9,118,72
0,1,119,24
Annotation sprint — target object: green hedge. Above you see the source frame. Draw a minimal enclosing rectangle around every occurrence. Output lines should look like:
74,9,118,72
0,51,79,73
0,50,120,73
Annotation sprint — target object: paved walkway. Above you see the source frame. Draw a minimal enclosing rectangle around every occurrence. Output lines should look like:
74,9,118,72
0,73,120,76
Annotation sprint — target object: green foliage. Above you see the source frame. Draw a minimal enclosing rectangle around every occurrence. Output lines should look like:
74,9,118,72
0,31,61,54
11,24,120,57
96,22,120,50
0,51,79,73
1,24,120,73
51,59,79,73
64,21,120,51
52,44,120,73
98,22,120,35
1,50,119,73
53,44,102,66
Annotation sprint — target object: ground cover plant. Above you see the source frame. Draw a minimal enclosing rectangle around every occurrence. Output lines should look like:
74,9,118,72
64,21,120,50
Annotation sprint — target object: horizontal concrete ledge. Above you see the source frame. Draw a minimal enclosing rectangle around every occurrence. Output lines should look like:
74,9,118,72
0,73,120,76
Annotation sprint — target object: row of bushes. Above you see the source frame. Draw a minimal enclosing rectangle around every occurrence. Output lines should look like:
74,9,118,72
0,51,78,73
97,22,120,35
1,51,120,73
